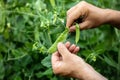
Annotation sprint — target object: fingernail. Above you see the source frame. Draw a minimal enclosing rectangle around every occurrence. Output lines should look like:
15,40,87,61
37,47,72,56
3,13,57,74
66,41,70,44
58,42,62,47
76,46,80,50
70,27,74,32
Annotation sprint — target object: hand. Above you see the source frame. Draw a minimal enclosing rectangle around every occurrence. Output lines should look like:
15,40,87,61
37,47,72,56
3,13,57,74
66,1,109,32
51,42,107,80
52,42,80,76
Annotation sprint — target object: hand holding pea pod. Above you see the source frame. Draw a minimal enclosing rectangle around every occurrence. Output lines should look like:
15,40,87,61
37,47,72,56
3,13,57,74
47,28,69,53
47,24,80,54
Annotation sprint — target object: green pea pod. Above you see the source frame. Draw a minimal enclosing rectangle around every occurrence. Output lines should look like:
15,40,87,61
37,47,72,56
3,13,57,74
47,28,69,54
50,0,56,8
0,9,5,33
75,23,80,44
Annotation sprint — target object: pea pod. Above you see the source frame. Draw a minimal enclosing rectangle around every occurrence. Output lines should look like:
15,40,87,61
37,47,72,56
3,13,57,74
50,0,56,8
75,23,80,44
47,28,69,53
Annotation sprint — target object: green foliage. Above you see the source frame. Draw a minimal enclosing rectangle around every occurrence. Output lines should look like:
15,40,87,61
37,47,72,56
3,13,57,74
0,61,5,79
0,0,120,80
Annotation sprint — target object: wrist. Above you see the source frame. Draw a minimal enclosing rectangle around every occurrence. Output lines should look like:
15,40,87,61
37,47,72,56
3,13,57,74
104,9,120,28
101,9,112,24
70,64,93,79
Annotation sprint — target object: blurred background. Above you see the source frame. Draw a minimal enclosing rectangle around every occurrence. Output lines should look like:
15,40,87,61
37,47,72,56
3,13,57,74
0,0,120,80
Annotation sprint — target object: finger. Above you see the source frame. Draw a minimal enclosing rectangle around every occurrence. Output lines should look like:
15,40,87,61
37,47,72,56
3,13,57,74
66,9,82,27
57,42,70,57
65,41,71,49
73,46,80,54
67,6,76,15
69,21,91,32
69,44,76,52
52,51,60,65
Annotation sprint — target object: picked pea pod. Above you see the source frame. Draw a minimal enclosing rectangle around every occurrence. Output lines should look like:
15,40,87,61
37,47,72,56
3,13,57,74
47,28,69,53
75,23,80,44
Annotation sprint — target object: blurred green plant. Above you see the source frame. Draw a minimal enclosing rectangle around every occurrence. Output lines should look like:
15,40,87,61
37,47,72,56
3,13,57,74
0,0,120,80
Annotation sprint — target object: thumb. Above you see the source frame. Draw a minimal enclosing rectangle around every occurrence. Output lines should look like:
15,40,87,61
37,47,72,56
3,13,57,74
57,42,70,57
69,21,90,32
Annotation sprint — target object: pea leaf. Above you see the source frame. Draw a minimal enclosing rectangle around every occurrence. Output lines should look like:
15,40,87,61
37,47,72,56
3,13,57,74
36,68,53,78
41,55,52,68
43,68,53,76
0,61,5,80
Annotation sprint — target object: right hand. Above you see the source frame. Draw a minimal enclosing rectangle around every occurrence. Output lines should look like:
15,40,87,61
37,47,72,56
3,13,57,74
52,42,107,80
66,1,109,32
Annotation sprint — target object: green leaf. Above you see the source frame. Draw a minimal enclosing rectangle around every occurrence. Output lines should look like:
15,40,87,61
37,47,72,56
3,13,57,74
36,68,53,78
0,61,5,80
43,68,53,76
35,71,43,78
41,55,52,68
13,76,22,80
103,55,118,69
35,0,46,11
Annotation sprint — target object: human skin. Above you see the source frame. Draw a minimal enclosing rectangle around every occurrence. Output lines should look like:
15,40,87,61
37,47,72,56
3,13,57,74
66,1,120,32
52,42,107,80
52,1,120,79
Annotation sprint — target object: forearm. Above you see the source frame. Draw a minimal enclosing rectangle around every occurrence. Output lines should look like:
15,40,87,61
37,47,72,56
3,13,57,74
105,9,120,29
87,70,108,80
79,69,107,80
72,64,107,80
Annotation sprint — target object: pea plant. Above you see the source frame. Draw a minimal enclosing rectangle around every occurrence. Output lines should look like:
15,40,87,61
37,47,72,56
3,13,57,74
0,0,120,80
